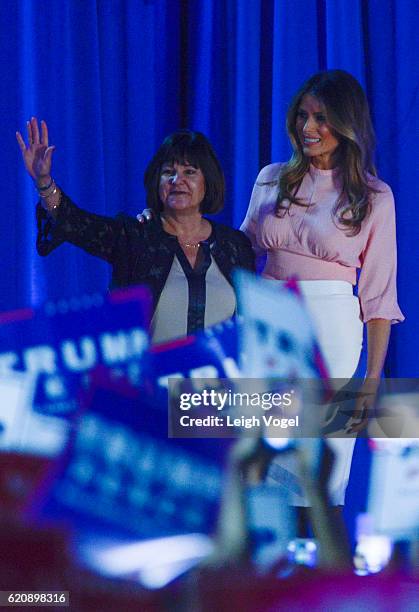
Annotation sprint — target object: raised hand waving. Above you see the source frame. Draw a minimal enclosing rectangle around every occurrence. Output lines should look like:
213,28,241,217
16,117,55,184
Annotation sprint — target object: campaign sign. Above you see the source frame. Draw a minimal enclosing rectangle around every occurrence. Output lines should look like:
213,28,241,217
27,367,227,540
234,272,329,504
234,271,326,379
0,371,37,451
0,287,151,456
234,272,326,432
368,439,419,540
247,484,296,570
143,318,240,414
0,287,151,411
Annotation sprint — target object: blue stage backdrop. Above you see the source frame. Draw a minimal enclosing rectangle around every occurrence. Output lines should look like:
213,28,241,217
2,0,418,376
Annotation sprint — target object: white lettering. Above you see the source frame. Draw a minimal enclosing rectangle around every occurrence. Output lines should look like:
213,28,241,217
190,366,218,379
100,332,130,364
127,328,148,357
0,352,19,374
62,337,97,371
216,392,228,411
222,357,241,377
23,346,57,374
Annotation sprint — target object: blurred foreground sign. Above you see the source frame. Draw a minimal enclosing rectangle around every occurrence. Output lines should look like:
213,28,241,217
27,367,228,540
0,287,151,456
145,318,239,411
0,372,36,451
234,272,326,379
368,438,419,540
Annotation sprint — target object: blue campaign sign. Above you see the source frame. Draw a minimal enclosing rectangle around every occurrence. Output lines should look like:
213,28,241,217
144,318,240,412
0,287,151,458
0,287,151,419
27,367,227,540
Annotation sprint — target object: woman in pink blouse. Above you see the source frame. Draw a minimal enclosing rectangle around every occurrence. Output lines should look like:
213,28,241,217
241,70,404,510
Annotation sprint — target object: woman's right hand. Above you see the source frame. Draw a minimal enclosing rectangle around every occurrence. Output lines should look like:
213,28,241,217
16,117,55,185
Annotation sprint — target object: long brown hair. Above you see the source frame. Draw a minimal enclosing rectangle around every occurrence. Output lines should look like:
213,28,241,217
274,70,378,235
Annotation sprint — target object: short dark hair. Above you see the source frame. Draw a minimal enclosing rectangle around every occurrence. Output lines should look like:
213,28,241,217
144,130,225,214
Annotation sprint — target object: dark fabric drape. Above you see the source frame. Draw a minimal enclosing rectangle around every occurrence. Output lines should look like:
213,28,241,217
2,0,418,376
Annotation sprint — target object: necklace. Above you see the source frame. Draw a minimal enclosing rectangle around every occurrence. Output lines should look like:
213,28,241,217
161,215,203,249
178,241,201,249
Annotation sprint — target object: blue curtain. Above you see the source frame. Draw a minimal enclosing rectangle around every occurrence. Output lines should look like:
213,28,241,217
4,0,181,307
2,0,418,376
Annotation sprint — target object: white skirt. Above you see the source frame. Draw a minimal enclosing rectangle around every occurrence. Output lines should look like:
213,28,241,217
267,280,364,506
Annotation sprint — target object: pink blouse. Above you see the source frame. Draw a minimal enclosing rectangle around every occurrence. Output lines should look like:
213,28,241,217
240,163,404,323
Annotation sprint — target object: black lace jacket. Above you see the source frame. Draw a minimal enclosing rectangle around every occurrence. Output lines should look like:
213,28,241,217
36,193,256,312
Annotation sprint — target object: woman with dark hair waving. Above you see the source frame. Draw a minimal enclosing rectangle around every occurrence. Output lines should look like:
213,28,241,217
241,70,404,509
17,121,254,344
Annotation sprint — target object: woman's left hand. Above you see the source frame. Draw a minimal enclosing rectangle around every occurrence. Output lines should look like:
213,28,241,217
136,208,153,224
345,377,380,434
347,319,391,434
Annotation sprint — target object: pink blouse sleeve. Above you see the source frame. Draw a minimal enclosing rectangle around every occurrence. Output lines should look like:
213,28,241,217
358,185,404,324
240,164,281,257
240,167,266,256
